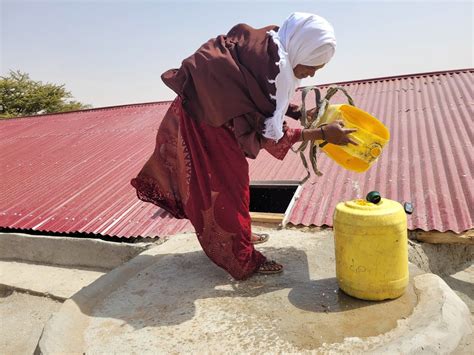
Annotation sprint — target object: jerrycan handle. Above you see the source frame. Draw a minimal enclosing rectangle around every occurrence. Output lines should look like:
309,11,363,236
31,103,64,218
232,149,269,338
299,86,321,127
292,86,357,182
324,86,356,107
314,87,357,149
298,86,356,127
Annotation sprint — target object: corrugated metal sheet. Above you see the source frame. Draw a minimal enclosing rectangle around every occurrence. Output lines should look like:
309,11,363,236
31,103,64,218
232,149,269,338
286,69,473,233
0,69,472,237
0,102,194,237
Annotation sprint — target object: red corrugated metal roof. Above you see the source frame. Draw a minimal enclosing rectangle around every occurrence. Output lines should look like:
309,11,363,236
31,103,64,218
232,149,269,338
0,69,472,237
286,69,473,233
0,102,194,237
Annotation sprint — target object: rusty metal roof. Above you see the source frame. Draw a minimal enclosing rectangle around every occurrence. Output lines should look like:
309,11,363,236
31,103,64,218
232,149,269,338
0,68,472,237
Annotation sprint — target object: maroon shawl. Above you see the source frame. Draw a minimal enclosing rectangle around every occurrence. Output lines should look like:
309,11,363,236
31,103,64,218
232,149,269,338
161,23,282,127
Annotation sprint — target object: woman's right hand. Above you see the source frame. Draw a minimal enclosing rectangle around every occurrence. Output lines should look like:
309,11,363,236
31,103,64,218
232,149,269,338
321,120,358,146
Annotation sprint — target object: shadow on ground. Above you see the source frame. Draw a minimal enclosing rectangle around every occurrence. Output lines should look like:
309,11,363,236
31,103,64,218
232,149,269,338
75,246,414,333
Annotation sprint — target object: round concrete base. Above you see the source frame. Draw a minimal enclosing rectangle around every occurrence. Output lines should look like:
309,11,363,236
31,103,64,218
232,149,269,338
37,230,472,354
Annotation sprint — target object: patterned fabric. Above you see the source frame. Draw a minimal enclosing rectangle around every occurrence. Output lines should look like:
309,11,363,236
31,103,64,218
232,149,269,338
131,97,301,279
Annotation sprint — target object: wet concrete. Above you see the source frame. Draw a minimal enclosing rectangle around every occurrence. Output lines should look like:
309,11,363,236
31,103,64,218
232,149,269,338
40,229,422,353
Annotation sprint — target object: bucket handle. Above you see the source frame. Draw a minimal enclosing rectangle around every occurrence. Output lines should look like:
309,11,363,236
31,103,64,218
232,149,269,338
292,86,356,182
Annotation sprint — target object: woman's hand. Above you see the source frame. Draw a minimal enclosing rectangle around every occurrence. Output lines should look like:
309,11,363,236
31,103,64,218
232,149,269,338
322,120,358,145
301,120,358,145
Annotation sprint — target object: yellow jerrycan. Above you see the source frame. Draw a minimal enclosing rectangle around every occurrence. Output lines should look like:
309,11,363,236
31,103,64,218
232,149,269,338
295,86,390,177
316,104,390,173
333,193,409,301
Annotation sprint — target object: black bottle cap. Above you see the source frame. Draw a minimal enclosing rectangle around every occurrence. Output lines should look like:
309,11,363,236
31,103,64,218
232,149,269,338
366,191,381,204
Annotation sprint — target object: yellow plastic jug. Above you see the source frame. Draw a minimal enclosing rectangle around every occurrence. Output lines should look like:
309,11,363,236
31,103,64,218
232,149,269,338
316,104,390,173
333,198,408,301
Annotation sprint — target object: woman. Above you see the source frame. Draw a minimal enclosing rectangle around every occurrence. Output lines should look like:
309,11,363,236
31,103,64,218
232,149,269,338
131,12,356,280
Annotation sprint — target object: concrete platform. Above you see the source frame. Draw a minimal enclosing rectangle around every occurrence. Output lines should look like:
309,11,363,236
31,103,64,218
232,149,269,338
0,261,106,301
0,290,62,354
0,232,151,270
37,230,472,354
0,232,155,354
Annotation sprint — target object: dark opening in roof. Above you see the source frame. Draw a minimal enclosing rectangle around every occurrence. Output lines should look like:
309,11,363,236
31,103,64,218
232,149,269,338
249,182,299,214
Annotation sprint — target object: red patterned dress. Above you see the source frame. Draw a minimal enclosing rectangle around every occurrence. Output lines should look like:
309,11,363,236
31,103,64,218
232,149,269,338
131,23,302,279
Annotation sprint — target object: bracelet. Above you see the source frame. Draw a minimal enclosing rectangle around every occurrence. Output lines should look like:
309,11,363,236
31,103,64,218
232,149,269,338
302,129,306,141
320,126,326,140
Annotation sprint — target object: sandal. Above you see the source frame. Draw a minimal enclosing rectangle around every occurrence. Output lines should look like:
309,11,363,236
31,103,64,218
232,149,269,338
257,260,283,274
251,233,270,244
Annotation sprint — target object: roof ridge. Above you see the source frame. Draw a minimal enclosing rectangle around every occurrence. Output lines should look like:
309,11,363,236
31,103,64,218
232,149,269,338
315,68,473,88
2,100,174,121
3,68,472,121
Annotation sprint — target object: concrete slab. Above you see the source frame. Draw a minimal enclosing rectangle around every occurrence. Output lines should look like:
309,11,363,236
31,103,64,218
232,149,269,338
0,290,61,354
0,232,152,270
0,261,106,301
319,273,472,354
37,229,472,354
407,239,474,354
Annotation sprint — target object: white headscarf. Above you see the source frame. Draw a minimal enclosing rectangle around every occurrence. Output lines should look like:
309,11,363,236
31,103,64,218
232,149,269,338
264,12,337,141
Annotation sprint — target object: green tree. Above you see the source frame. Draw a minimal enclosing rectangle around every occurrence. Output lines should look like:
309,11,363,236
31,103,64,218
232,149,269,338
0,70,92,119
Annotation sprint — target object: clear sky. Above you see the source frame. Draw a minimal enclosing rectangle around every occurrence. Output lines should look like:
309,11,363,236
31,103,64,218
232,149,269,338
1,0,472,108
